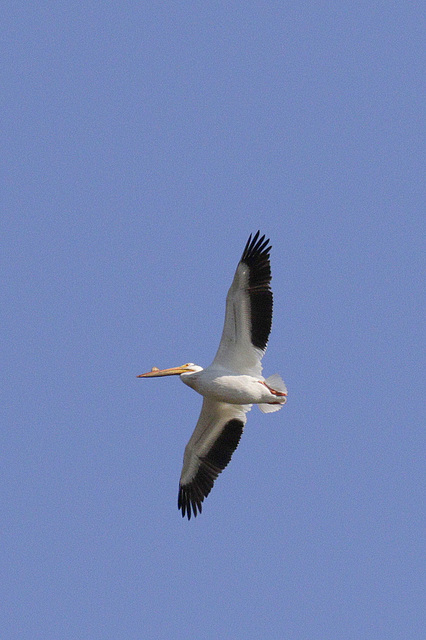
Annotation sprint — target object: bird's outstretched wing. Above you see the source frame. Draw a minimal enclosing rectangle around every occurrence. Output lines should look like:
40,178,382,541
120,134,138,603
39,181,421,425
212,231,272,377
178,399,251,519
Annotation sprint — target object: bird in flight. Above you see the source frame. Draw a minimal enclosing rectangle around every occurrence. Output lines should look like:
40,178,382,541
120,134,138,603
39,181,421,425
138,231,287,519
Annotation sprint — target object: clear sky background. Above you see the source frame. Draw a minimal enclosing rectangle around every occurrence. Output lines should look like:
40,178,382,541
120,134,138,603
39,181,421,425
2,3,424,639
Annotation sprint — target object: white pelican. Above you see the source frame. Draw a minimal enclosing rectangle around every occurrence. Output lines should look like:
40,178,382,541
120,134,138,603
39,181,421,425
138,231,287,519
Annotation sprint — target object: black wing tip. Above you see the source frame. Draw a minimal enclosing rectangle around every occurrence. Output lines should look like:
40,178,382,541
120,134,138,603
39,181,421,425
178,485,203,520
242,231,271,262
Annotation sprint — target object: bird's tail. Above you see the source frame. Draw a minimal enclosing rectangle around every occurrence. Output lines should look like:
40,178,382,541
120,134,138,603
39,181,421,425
258,374,288,414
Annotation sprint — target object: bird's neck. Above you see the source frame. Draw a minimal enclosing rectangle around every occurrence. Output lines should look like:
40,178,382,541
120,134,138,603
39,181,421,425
180,369,203,389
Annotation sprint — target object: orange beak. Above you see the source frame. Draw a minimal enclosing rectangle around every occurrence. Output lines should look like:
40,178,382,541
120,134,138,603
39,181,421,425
137,364,192,378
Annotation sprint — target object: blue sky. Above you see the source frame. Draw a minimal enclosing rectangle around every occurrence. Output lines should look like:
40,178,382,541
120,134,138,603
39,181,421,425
2,3,424,639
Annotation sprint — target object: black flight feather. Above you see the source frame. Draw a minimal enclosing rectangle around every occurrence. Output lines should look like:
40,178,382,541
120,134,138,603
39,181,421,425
240,231,273,351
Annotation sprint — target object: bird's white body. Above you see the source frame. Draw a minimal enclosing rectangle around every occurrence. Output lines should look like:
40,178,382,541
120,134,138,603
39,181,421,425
182,367,276,405
138,232,288,519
